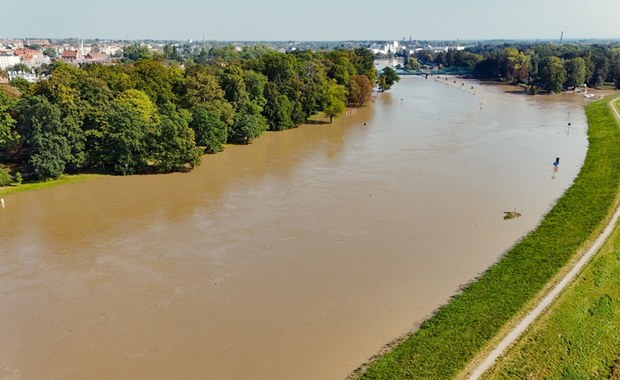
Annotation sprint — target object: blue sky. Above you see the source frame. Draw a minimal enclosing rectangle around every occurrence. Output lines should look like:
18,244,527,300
2,0,619,41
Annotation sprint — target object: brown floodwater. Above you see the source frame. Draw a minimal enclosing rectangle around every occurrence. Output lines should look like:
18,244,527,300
0,77,589,379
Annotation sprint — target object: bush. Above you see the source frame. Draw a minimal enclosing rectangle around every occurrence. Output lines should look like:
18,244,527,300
14,172,22,184
0,166,13,186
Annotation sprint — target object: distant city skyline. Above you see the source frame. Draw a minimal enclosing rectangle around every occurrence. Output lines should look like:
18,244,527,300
2,0,619,42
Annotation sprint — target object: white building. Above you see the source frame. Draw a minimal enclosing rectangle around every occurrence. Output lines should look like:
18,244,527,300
0,54,21,70
8,70,40,83
370,41,403,55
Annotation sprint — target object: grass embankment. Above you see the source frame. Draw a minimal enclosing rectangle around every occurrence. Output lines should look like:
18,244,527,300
482,214,620,379
481,97,620,379
353,96,620,379
0,174,103,197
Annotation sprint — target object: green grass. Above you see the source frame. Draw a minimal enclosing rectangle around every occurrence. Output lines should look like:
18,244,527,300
482,216,620,379
0,173,103,196
353,96,620,380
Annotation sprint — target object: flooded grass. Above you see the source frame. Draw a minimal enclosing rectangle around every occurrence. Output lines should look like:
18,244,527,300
0,174,104,197
353,96,620,380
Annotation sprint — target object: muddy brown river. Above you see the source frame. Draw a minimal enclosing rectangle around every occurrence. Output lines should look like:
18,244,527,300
0,76,589,379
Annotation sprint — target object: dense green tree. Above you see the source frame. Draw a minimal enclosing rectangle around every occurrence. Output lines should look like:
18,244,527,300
378,67,400,92
121,44,153,63
352,48,377,83
254,52,297,85
82,64,137,95
134,59,182,107
190,107,227,153
474,55,503,79
0,92,19,159
228,103,267,144
31,67,86,169
453,51,483,70
153,107,201,172
323,80,347,123
209,45,243,65
163,44,182,62
325,50,356,86
405,57,421,71
1,45,412,180
539,56,567,93
565,57,587,89
102,102,150,175
347,74,373,107
115,89,159,124
263,83,294,131
0,166,12,186
184,66,235,127
9,77,32,95
295,56,329,119
505,48,530,83
614,53,620,89
243,70,268,109
590,55,609,87
42,48,57,58
15,96,73,180
219,65,250,106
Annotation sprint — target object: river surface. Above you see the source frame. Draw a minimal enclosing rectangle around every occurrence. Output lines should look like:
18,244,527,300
0,77,589,379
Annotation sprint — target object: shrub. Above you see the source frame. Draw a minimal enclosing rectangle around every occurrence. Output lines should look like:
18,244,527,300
0,166,13,186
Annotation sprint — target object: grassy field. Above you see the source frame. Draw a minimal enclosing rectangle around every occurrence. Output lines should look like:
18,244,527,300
352,96,620,379
0,173,103,197
482,214,620,379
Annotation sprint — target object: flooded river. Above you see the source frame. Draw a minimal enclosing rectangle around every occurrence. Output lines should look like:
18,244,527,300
0,77,588,379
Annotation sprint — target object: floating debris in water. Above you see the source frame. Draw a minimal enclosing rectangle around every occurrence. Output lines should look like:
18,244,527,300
504,206,521,220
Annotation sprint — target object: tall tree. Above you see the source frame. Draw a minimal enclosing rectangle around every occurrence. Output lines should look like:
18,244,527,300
539,56,567,93
228,113,263,144
190,107,227,153
263,83,294,131
505,48,530,83
16,96,73,180
325,50,356,86
121,44,153,63
352,48,377,83
347,74,373,107
33,63,87,169
153,107,201,172
565,57,587,89
184,66,235,128
0,92,19,160
323,80,347,123
102,101,150,175
134,59,183,107
378,67,400,92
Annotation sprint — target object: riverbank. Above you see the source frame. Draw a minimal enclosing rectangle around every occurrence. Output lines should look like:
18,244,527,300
0,173,103,197
0,110,343,199
477,96,620,379
351,95,620,379
482,199,620,379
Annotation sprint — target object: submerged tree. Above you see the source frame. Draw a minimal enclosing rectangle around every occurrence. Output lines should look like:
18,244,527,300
323,80,347,123
347,74,373,107
378,67,400,92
